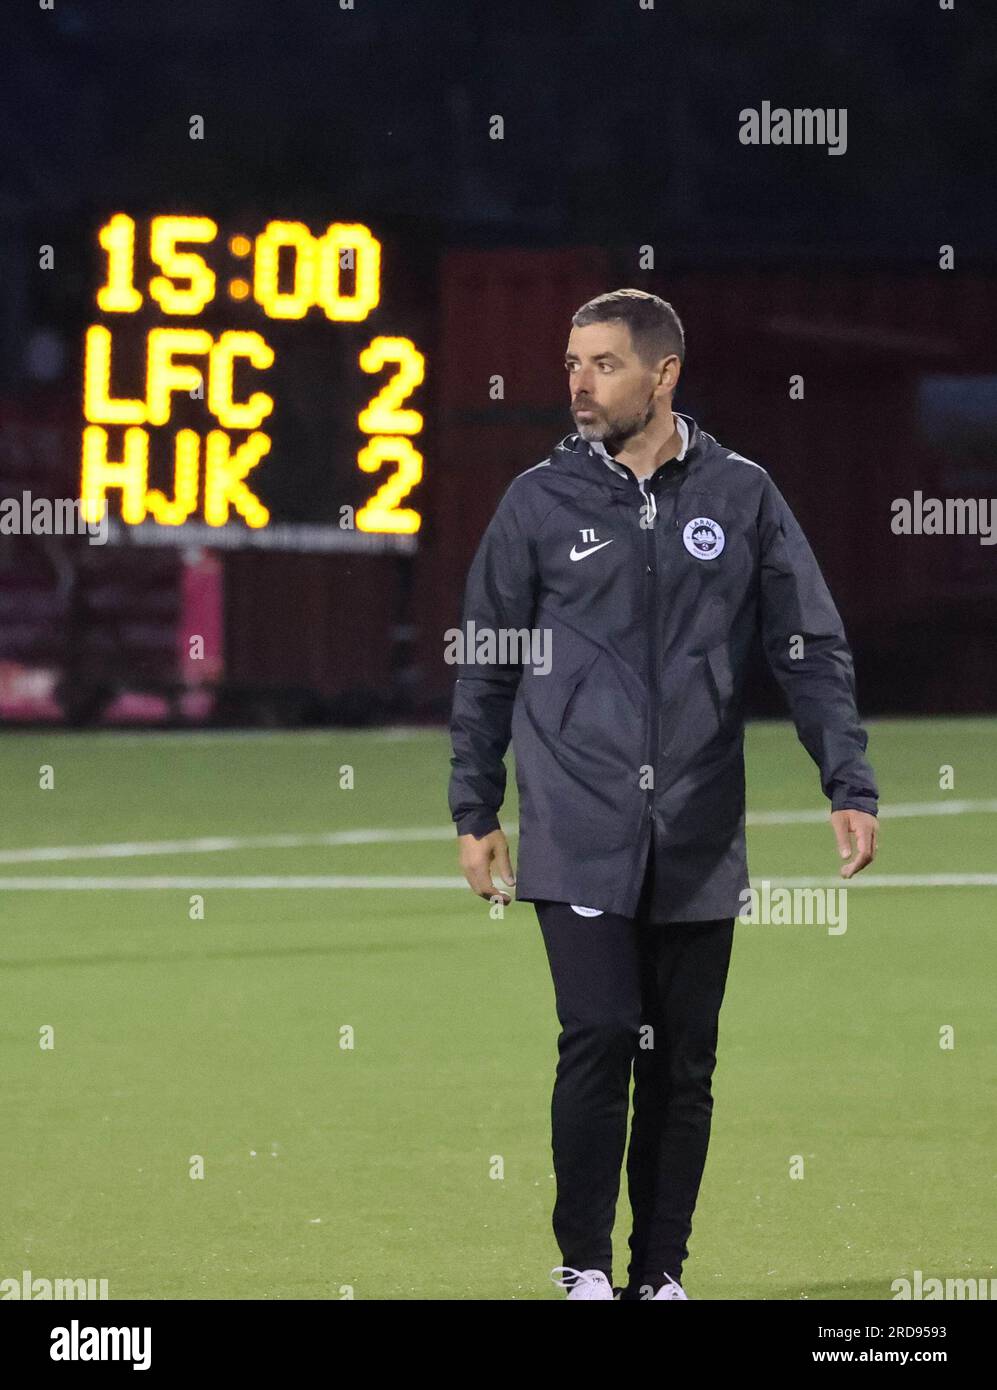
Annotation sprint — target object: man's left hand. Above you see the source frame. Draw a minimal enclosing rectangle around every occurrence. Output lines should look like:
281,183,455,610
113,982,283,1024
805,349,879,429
830,809,879,879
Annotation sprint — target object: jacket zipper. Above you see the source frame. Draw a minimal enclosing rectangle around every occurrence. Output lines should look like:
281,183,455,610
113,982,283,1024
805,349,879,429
637,476,658,846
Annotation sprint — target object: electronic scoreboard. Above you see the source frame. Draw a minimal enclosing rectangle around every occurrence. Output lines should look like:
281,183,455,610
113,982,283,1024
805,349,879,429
79,213,430,551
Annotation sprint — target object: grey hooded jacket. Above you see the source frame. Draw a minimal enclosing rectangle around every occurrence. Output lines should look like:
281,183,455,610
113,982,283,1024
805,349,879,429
447,412,879,922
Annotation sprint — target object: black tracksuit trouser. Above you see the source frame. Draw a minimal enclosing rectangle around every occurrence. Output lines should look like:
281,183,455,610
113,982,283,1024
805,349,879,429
534,837,736,1298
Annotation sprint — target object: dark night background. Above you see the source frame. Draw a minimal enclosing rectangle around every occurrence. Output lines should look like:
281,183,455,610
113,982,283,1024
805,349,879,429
1,0,995,723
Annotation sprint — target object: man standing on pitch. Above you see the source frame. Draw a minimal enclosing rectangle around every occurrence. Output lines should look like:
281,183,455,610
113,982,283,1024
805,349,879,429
447,289,879,1301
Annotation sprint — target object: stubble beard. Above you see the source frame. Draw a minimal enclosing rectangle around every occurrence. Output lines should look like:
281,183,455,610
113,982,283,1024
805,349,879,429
576,395,656,451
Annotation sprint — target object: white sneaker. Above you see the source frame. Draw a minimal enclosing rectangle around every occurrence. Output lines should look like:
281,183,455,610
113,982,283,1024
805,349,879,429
650,1271,688,1300
550,1266,615,1300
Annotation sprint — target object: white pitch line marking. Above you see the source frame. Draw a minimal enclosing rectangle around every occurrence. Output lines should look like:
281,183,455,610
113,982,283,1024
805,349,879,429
0,876,466,890
750,874,997,888
747,798,997,824
0,826,458,865
0,874,995,891
2,797,997,865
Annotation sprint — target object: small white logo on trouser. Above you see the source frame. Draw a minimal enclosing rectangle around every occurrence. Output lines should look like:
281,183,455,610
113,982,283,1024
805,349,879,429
570,905,604,917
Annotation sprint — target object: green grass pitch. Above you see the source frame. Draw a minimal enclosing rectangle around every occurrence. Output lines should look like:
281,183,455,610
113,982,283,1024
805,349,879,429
0,720,994,1299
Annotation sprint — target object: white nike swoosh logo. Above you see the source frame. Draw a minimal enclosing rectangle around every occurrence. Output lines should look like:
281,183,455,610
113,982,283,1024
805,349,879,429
569,539,614,561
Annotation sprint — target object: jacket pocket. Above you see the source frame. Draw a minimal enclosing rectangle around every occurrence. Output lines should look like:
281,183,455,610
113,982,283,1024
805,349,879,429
558,650,601,733
705,642,735,725
522,647,599,733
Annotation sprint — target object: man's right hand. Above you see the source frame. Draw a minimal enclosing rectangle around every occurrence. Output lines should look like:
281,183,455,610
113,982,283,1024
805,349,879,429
457,827,516,905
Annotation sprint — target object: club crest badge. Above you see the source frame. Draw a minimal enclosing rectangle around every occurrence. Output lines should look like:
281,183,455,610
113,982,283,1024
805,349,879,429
682,516,725,560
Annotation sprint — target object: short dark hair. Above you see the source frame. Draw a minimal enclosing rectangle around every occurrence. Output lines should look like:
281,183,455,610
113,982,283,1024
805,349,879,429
571,289,685,368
